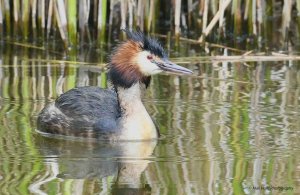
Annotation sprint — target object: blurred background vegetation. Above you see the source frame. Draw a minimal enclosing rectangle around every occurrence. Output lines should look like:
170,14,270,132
0,0,300,52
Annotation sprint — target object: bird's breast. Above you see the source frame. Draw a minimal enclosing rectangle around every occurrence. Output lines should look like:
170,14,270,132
118,102,158,140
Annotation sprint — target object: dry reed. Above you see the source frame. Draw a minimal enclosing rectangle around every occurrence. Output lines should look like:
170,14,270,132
0,0,298,49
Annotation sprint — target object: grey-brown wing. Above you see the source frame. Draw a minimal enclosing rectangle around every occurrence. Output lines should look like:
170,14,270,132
38,86,121,137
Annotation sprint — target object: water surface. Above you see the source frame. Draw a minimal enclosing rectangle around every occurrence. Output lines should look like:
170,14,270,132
0,45,299,194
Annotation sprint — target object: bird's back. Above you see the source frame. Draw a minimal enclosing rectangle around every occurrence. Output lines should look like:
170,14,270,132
37,86,121,138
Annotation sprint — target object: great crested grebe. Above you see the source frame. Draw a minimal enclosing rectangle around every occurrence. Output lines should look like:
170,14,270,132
37,30,192,140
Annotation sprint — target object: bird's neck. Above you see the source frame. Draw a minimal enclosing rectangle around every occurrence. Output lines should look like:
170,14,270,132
116,83,146,115
115,83,158,140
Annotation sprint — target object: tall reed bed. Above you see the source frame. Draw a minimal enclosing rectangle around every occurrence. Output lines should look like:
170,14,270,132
0,0,299,49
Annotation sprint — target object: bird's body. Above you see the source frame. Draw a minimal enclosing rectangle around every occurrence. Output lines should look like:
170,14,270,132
37,30,192,141
38,84,158,140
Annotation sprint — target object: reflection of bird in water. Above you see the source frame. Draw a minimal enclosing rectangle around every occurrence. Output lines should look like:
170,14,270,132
37,30,192,140
32,136,157,194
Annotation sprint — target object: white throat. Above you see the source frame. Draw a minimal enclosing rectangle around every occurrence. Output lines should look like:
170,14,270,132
116,83,158,140
117,83,144,113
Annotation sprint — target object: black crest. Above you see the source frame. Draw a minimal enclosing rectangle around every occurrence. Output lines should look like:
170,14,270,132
122,29,167,58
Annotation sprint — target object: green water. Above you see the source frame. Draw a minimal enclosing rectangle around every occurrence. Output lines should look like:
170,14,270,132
0,43,299,195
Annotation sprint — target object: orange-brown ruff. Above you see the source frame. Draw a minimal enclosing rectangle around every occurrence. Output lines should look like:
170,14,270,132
111,40,141,76
37,30,193,140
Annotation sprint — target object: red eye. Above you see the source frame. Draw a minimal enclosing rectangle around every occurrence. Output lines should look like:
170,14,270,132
147,55,153,60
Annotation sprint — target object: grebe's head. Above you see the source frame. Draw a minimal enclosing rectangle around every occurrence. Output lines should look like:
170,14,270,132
109,30,193,88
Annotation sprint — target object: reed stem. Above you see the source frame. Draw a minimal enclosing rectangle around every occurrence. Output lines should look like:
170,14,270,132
32,0,38,40
12,0,20,38
199,0,231,42
38,0,45,39
68,0,77,46
175,0,182,35
54,0,68,48
232,0,241,35
252,0,257,35
4,0,11,38
0,1,3,38
0,0,298,50
147,0,155,32
22,0,30,40
97,0,107,45
47,0,54,39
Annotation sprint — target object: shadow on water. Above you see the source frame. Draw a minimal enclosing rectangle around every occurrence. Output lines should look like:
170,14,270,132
0,42,300,194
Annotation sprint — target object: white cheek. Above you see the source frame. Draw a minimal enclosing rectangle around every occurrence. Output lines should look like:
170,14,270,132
136,51,162,75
